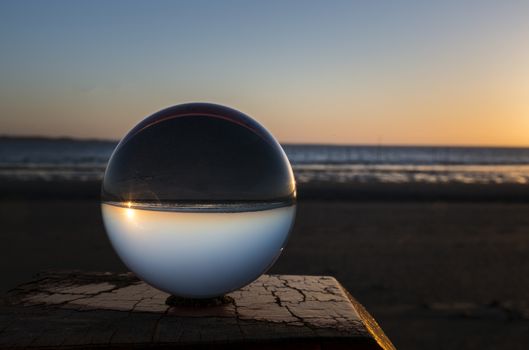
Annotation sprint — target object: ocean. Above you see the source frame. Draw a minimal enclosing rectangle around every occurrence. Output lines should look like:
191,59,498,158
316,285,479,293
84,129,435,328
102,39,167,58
1,137,529,185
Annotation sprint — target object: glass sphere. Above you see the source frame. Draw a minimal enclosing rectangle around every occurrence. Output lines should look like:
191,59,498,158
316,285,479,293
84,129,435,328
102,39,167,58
101,103,296,298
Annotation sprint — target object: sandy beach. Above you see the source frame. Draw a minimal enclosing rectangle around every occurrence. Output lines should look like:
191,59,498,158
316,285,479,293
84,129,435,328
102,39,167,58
1,181,529,349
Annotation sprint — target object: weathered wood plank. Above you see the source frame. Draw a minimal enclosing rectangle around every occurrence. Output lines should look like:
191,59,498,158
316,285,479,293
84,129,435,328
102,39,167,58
0,271,395,349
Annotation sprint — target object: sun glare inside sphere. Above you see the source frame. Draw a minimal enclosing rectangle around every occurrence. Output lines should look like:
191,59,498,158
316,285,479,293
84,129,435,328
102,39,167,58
101,103,296,298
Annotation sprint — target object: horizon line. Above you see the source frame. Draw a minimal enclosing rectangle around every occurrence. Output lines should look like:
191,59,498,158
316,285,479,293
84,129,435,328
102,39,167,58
1,134,529,150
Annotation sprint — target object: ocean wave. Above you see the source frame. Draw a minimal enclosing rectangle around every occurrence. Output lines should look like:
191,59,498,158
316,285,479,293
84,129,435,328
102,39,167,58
1,139,529,185
293,164,529,185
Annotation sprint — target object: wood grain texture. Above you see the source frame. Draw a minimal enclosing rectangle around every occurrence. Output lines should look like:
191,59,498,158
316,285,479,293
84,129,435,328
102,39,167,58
0,271,395,349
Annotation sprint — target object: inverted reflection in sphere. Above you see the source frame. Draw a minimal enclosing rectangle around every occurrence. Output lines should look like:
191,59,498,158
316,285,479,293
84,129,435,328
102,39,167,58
101,103,296,298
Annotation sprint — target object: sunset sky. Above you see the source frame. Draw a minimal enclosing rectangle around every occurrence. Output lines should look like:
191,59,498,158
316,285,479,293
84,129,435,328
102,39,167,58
1,1,528,146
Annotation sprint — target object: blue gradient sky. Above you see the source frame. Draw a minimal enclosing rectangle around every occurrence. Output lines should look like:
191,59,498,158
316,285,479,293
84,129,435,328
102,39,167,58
1,1,528,145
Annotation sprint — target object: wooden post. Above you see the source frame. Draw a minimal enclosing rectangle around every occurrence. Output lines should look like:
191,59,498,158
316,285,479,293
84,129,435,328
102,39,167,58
0,271,395,349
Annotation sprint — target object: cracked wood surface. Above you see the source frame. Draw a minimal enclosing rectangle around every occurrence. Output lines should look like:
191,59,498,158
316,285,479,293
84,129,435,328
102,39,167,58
0,271,395,349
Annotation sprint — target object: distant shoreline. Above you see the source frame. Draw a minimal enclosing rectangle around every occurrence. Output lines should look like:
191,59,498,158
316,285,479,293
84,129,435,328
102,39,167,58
0,135,118,144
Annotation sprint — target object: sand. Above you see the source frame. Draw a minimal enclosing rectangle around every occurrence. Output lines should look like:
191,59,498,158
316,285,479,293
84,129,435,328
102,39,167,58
1,196,529,349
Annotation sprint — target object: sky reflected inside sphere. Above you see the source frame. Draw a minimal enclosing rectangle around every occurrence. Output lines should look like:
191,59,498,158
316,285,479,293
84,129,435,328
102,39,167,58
102,203,295,298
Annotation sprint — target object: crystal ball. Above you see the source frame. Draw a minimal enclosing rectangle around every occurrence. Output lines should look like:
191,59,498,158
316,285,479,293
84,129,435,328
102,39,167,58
101,103,296,298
